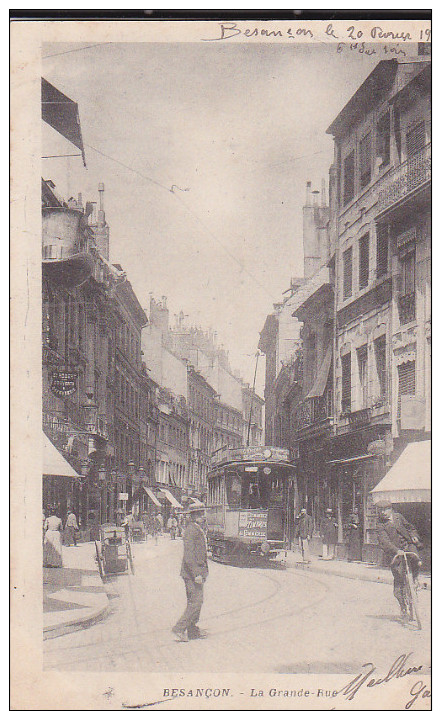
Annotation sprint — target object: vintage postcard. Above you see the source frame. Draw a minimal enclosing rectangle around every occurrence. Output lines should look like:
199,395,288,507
11,15,431,710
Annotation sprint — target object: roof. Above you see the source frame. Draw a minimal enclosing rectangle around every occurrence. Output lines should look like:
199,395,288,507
43,434,81,478
326,60,398,139
370,440,431,504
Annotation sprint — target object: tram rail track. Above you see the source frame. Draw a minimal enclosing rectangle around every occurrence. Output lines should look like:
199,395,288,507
44,554,330,669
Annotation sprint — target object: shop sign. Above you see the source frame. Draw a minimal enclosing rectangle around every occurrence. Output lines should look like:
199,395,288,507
238,511,267,539
119,492,129,501
50,370,77,397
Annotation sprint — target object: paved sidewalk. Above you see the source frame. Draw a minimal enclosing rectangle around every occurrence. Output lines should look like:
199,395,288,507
43,541,109,640
284,548,431,589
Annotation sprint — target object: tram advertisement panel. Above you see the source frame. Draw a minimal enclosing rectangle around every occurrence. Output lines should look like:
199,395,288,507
238,511,267,539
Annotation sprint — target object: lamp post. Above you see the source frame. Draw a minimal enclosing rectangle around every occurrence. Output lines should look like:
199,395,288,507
127,460,135,515
82,396,99,531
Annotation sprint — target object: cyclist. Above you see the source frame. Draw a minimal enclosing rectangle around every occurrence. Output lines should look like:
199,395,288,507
376,500,423,620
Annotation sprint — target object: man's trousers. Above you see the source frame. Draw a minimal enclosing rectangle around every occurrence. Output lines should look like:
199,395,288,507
173,577,204,635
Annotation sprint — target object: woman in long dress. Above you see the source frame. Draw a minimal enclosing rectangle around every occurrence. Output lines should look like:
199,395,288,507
43,508,63,568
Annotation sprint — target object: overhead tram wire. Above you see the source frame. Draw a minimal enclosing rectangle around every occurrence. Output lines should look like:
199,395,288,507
42,43,113,60
83,141,275,300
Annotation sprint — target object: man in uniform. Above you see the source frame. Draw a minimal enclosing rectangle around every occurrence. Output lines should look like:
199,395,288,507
376,500,422,620
172,503,209,642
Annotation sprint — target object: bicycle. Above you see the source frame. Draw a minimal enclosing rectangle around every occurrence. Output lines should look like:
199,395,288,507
391,550,422,630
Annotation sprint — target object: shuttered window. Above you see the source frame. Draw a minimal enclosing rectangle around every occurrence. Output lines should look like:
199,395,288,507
357,345,368,408
343,247,353,299
359,233,370,290
376,224,389,278
359,132,372,188
376,111,390,168
402,250,416,295
341,353,352,413
406,122,425,158
343,151,355,205
397,361,416,419
374,336,387,398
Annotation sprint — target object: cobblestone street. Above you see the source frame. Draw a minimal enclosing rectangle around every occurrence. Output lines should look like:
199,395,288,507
43,537,431,675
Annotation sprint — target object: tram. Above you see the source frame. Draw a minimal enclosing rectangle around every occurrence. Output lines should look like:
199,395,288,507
206,446,296,563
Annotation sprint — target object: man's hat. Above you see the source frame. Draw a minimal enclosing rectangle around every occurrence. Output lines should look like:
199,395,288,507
326,508,333,513
376,500,392,509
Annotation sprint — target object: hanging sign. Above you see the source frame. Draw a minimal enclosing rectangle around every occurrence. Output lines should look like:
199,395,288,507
50,370,78,397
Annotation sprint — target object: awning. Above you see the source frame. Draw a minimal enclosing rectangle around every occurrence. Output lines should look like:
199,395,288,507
371,440,431,504
43,434,81,478
42,78,86,166
143,487,162,508
160,488,183,509
306,346,332,399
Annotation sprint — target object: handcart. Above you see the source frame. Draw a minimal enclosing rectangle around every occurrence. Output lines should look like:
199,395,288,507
95,524,135,579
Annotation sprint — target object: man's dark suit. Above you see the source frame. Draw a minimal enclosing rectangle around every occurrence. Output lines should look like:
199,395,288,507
376,510,421,613
173,520,209,638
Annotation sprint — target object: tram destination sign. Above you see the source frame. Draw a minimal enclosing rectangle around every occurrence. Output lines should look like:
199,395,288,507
238,511,267,539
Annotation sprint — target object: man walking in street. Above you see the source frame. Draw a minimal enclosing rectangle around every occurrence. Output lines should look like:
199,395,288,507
64,508,79,547
294,507,313,563
376,500,422,621
320,508,338,560
172,503,209,642
167,511,178,540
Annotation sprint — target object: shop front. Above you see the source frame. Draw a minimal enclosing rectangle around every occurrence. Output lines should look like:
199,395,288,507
42,433,82,522
371,439,431,569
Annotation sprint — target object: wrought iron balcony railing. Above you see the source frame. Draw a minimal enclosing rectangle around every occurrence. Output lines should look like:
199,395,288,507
378,143,431,213
296,394,333,430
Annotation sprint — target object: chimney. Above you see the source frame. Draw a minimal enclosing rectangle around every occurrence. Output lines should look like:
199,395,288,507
312,190,319,207
161,295,167,309
305,181,312,206
77,192,83,210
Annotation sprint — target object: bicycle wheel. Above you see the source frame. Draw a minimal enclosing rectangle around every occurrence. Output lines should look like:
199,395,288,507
404,568,422,630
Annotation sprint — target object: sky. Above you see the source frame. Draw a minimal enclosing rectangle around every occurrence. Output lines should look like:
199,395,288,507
42,41,384,394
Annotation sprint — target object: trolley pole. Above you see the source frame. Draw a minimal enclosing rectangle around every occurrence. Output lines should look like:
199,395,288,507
246,351,261,447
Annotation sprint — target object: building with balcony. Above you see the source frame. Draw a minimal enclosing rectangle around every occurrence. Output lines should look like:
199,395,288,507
326,56,431,557
42,181,117,532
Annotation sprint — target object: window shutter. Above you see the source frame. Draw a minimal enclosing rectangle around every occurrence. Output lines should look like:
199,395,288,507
406,122,425,158
359,233,370,289
397,361,416,418
343,151,355,205
343,247,353,299
359,132,372,188
376,224,389,278
341,352,352,412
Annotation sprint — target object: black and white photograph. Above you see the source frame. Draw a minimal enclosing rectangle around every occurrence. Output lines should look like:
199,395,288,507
11,15,431,710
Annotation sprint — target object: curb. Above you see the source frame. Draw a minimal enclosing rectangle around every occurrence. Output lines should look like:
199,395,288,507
285,558,431,590
43,591,110,640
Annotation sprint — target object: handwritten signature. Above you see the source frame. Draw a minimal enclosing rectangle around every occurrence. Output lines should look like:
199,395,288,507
339,654,424,701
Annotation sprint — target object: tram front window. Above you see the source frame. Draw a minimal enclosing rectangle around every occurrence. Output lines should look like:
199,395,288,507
226,473,242,508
